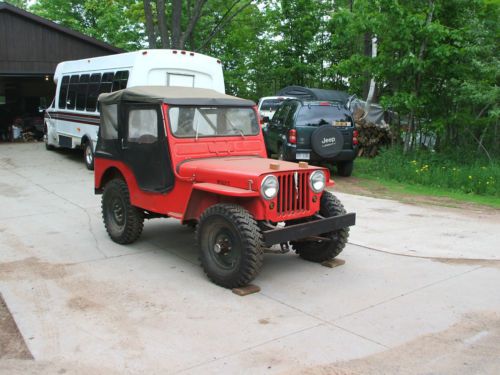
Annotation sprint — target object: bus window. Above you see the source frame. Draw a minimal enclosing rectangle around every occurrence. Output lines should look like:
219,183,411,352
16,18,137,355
58,76,70,109
86,73,101,112
76,74,89,111
100,72,114,94
66,75,79,109
112,70,129,91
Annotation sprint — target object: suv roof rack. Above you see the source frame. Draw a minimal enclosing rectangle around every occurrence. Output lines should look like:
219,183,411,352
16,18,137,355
276,86,350,104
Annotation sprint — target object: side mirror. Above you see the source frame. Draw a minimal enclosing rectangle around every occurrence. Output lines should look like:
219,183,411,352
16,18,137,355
262,116,270,123
38,106,47,113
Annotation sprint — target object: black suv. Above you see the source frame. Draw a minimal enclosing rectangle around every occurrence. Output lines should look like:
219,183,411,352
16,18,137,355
263,99,358,176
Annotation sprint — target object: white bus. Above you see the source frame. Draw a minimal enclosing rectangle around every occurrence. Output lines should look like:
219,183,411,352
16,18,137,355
45,49,225,169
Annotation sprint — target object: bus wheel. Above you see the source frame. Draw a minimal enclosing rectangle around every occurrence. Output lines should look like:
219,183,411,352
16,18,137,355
83,140,94,170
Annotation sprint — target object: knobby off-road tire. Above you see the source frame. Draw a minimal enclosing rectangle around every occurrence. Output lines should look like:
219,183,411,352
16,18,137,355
292,191,349,262
196,204,264,288
102,179,144,244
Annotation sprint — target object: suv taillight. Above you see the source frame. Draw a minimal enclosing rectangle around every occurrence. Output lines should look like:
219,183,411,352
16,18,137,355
353,130,359,145
288,129,297,144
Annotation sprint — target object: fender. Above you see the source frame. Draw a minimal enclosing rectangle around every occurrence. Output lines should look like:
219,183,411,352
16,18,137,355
183,183,264,223
193,182,259,197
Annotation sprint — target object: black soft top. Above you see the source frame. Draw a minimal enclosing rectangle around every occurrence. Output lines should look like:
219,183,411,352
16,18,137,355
99,86,255,107
277,86,349,104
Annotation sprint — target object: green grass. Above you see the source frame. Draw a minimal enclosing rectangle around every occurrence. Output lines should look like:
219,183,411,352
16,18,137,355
353,148,500,207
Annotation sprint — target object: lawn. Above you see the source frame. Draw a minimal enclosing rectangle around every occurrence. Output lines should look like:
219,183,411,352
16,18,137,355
349,148,500,208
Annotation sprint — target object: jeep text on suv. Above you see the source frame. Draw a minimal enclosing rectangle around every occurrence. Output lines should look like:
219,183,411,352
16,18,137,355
94,86,355,288
264,99,359,176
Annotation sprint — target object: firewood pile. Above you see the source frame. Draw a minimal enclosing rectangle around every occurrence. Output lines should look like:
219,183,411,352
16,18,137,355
353,107,391,158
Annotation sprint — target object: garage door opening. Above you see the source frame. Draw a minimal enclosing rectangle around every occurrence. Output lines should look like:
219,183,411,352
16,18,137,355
0,75,54,142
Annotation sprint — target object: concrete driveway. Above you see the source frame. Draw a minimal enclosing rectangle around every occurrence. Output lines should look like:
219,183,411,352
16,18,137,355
1,143,499,374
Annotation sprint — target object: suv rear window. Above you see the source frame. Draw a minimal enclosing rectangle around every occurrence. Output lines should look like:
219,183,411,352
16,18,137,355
296,105,352,127
260,99,286,111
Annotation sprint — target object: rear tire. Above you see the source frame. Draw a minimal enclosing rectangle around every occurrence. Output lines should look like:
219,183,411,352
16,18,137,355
278,144,289,161
337,160,354,177
83,140,94,170
292,191,349,262
102,179,144,244
196,204,264,288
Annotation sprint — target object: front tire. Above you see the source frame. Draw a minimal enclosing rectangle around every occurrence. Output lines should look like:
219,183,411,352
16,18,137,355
102,179,144,244
292,191,349,262
83,140,94,170
196,204,264,288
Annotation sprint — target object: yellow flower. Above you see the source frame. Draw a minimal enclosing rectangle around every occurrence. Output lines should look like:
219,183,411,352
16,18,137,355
468,175,472,180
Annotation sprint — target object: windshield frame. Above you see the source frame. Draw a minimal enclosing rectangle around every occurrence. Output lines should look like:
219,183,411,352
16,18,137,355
167,105,261,139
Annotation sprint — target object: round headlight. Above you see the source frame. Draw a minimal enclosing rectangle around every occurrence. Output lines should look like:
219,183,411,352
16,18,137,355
260,175,279,200
309,170,326,193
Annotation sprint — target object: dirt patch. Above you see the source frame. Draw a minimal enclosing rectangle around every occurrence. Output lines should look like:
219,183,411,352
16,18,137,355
67,297,102,312
0,157,15,168
0,257,67,281
332,176,500,214
433,258,500,269
0,359,121,375
286,311,500,375
0,293,32,360
0,182,24,198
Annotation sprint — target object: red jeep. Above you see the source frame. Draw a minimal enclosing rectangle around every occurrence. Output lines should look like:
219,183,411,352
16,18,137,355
94,86,355,288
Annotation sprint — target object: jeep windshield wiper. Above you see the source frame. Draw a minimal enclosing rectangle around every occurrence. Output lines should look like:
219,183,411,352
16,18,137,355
227,117,245,139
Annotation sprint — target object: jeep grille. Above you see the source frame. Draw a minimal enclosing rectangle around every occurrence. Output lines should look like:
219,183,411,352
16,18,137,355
276,171,310,215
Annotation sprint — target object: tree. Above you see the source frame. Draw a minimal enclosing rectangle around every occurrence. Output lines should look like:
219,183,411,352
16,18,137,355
263,0,334,89
3,0,28,9
30,0,144,50
329,0,499,156
141,0,253,50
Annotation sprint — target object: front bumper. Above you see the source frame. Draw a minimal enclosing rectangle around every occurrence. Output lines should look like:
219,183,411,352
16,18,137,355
262,212,356,246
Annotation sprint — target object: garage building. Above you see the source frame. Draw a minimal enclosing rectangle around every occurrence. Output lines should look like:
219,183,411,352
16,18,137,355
0,2,122,141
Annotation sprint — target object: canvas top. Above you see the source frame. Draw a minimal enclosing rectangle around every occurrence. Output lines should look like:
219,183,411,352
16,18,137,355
99,86,255,107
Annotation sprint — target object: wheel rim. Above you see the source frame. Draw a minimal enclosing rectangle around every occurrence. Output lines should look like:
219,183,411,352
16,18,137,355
85,144,93,165
207,224,240,270
108,196,125,228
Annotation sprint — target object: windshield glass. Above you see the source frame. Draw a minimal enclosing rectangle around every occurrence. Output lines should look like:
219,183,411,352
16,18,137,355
260,99,286,111
296,105,352,127
169,106,259,138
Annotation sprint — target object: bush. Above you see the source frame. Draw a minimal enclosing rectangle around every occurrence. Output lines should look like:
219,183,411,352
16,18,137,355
355,147,500,197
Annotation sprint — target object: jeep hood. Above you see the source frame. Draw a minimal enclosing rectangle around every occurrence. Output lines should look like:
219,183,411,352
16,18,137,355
178,156,321,181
